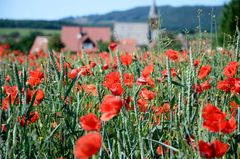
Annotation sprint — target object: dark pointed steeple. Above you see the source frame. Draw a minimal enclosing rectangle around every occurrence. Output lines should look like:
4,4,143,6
149,0,158,19
148,0,159,42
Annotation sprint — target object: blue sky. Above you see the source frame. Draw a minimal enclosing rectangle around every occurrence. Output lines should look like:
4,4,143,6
0,0,229,20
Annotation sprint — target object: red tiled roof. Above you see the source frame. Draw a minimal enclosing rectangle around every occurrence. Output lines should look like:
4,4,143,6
82,27,111,42
61,26,81,52
61,26,111,52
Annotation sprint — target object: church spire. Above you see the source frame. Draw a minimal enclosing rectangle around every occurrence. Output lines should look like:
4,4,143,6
148,0,159,43
149,0,158,19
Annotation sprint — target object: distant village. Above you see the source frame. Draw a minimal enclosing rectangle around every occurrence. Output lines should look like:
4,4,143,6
30,0,189,53
18,0,193,54
31,23,149,53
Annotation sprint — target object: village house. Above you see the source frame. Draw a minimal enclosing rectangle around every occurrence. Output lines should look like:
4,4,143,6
114,23,149,46
31,0,160,53
113,0,160,47
30,36,49,53
61,26,111,52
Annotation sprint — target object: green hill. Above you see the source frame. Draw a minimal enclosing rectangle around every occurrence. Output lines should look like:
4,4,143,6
62,5,223,32
0,5,223,32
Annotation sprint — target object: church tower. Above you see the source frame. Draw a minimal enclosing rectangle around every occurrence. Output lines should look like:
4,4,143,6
148,0,160,43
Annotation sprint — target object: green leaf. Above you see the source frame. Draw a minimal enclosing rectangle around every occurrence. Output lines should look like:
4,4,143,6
64,73,80,101
170,95,176,109
44,123,62,142
171,81,186,88
144,138,180,152
24,90,37,117
233,95,240,105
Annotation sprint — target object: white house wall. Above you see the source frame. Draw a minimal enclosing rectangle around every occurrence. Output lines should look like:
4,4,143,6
114,23,149,45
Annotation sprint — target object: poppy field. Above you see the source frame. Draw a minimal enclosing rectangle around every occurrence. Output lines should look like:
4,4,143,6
0,40,240,159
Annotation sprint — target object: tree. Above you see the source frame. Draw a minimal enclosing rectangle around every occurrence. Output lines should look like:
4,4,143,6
48,34,65,52
97,40,109,52
9,31,20,39
219,0,240,42
7,31,43,53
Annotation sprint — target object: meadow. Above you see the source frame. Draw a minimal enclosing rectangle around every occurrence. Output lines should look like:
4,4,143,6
0,27,60,37
0,35,240,159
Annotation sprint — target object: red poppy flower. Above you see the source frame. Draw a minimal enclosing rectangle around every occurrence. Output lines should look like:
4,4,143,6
202,103,227,132
68,69,79,79
202,104,226,121
2,86,19,110
1,124,7,133
137,77,148,85
124,73,134,88
181,50,188,59
2,97,10,110
80,113,101,131
165,49,179,61
161,68,177,78
217,77,240,93
143,52,150,60
102,63,109,70
224,65,236,77
89,61,96,68
234,78,240,93
142,64,154,77
186,135,196,149
4,85,18,97
198,140,228,158
124,96,132,111
146,77,155,88
82,84,98,96
192,84,203,94
79,66,92,76
29,70,44,79
203,119,227,133
103,72,120,89
27,70,44,86
156,141,171,155
139,88,155,100
161,103,171,113
109,83,123,96
120,53,133,66
221,116,237,134
137,98,148,113
29,111,39,123
194,59,200,67
217,79,231,92
198,65,211,80
212,140,229,157
5,75,10,82
137,76,155,88
156,146,163,155
74,132,102,159
109,42,118,52
201,81,211,90
223,62,238,77
229,61,238,67
100,95,123,121
18,116,27,127
202,103,236,133
35,89,44,104
198,140,214,158
103,72,133,93
230,101,238,116
17,57,24,64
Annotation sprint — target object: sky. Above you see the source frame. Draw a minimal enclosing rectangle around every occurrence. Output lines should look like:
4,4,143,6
0,0,230,20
